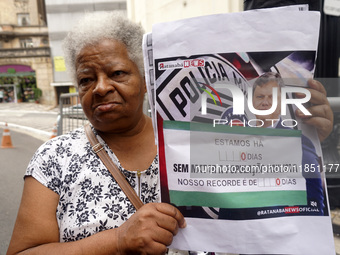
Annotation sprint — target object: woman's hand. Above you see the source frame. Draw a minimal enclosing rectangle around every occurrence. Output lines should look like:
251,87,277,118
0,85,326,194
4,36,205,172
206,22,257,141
116,203,186,254
295,79,334,142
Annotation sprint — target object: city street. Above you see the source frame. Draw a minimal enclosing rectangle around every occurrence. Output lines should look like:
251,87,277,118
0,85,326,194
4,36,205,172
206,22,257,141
0,103,57,254
0,130,47,254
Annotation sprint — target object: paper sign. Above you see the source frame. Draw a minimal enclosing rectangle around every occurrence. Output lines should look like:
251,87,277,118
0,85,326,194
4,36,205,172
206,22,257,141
54,56,66,72
144,7,335,255
324,0,340,16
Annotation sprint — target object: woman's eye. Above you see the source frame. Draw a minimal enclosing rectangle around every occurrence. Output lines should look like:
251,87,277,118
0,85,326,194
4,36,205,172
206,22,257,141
78,78,91,85
113,71,125,77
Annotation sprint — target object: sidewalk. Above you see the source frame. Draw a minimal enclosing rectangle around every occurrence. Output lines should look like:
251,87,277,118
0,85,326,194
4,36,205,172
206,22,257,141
0,101,58,112
0,102,59,141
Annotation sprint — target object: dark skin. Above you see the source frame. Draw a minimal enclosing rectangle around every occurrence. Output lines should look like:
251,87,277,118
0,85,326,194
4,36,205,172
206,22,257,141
76,39,156,171
295,79,333,142
7,39,186,255
252,78,334,136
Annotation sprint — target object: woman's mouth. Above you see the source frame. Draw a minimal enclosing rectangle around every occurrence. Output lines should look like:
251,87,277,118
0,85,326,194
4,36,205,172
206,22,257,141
95,102,119,112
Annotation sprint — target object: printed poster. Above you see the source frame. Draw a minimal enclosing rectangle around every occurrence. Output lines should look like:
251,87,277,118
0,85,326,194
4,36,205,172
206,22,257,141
143,7,335,255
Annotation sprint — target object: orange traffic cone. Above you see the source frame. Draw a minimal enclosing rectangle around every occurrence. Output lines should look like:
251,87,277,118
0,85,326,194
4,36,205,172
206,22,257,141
1,123,14,148
50,123,58,139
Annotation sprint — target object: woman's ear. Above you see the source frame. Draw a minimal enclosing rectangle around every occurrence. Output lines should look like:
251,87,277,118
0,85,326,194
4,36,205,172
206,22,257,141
143,77,147,94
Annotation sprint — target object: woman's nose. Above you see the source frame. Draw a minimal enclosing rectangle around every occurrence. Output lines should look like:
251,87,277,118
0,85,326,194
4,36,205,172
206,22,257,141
93,76,115,96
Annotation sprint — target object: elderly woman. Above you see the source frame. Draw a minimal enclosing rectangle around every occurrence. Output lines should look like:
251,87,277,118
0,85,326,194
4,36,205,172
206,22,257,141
7,12,185,255
7,11,333,255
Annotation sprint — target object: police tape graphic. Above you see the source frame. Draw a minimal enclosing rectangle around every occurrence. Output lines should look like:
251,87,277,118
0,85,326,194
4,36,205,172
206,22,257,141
156,54,248,121
156,53,311,123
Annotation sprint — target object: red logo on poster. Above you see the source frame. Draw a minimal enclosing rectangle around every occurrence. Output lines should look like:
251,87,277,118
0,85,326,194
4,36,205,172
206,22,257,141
191,59,205,67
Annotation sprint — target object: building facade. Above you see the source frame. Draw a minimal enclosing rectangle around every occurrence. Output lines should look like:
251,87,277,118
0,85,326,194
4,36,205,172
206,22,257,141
127,0,243,33
45,0,240,105
45,0,127,104
0,0,55,105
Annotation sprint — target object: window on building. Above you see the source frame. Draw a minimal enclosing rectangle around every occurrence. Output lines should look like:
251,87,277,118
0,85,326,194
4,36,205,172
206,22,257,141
20,38,33,48
41,37,49,46
17,13,30,26
14,0,29,9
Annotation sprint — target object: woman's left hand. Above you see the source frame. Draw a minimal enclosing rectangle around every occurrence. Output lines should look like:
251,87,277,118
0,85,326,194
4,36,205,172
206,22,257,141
295,79,334,142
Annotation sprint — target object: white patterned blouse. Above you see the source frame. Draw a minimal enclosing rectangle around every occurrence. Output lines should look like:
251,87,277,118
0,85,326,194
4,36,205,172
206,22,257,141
25,126,160,242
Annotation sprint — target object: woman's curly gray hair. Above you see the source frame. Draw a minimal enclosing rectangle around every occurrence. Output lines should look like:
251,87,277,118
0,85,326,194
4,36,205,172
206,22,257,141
62,11,145,85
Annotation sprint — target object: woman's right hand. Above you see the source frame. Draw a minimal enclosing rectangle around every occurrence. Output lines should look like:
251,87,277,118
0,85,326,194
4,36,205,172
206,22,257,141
116,203,186,254
7,178,185,255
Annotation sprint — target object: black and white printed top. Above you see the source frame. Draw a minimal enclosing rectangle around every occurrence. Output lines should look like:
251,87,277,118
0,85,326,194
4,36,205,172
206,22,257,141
25,126,160,242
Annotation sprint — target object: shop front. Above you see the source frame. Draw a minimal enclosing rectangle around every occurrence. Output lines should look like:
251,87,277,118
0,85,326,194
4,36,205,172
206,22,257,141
0,64,41,103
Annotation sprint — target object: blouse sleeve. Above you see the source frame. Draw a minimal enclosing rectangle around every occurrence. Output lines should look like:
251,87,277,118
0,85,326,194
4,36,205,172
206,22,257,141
25,141,62,195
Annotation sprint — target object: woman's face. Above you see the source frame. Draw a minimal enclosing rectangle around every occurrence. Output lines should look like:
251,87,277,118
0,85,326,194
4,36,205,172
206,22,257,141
76,39,146,133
